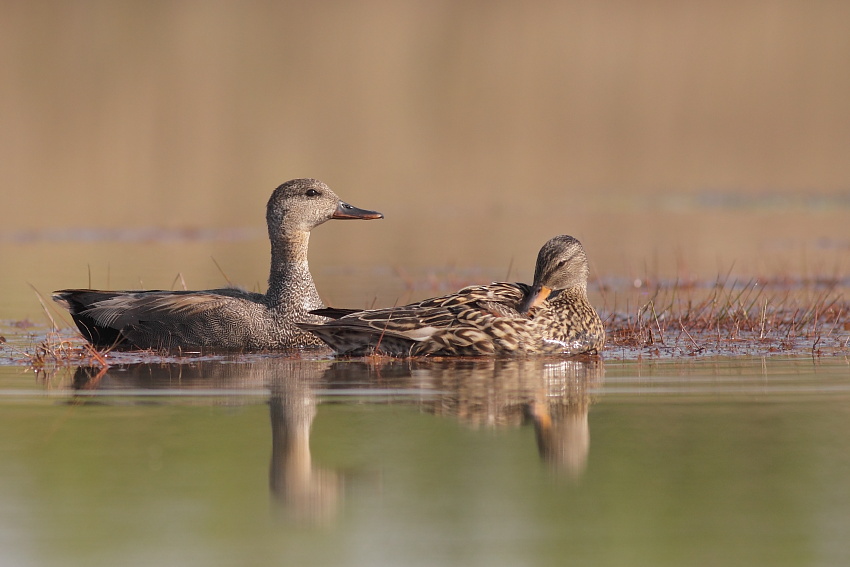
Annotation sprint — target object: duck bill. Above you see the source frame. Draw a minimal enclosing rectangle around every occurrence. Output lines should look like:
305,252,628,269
332,201,384,220
518,284,552,314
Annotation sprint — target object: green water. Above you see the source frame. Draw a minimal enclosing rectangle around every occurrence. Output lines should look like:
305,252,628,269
2,355,850,567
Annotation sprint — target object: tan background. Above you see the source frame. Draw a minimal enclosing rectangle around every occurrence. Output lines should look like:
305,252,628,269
2,1,849,320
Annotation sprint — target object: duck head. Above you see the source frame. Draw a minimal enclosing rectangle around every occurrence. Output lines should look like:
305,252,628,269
518,235,590,314
267,178,383,237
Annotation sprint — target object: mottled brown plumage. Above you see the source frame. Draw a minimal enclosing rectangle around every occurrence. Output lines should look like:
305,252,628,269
300,235,605,356
53,179,383,351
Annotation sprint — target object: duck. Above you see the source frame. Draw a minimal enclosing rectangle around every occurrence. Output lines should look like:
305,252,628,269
53,178,383,351
299,235,605,356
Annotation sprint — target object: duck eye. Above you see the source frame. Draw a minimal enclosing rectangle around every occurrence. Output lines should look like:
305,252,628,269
305,189,320,197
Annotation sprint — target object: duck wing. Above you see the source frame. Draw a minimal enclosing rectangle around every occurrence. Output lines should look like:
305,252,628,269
331,281,528,333
299,282,532,355
416,282,529,313
309,307,362,319
53,288,265,348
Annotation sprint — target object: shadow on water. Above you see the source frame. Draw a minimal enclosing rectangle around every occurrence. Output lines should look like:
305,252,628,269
67,355,604,523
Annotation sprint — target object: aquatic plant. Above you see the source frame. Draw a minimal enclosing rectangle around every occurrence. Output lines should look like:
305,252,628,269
600,275,849,358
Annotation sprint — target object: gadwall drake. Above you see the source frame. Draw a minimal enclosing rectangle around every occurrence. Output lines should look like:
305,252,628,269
300,235,605,356
53,179,383,350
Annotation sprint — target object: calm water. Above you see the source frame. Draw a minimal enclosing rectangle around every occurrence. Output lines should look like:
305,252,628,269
2,352,850,567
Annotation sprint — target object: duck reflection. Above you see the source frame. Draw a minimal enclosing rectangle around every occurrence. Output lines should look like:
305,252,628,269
323,356,604,479
267,359,340,524
530,359,601,478
69,353,604,524
71,356,341,524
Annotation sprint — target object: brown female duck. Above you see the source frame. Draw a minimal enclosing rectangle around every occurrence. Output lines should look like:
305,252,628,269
300,235,605,356
53,179,382,350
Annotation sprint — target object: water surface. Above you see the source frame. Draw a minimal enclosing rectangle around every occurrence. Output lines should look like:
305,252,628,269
2,354,849,567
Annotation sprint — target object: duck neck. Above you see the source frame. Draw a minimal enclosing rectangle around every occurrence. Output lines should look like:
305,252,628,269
549,286,587,306
266,230,324,312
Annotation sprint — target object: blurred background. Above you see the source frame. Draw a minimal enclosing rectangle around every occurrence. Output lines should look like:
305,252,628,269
2,1,849,321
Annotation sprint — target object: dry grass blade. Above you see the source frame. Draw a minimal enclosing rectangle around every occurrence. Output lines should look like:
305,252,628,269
28,283,58,331
0,285,113,370
603,276,849,358
211,256,233,287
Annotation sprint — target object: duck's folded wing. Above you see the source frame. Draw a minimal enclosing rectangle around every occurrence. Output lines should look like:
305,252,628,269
53,289,253,329
418,282,529,311
316,305,457,340
304,282,529,338
298,282,534,355
99,293,234,328
309,307,361,319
